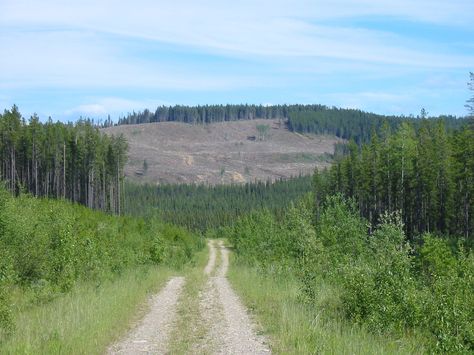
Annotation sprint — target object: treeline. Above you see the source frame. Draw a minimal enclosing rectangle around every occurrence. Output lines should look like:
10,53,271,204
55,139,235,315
114,104,467,145
0,106,127,214
0,187,202,336
287,109,466,144
314,121,474,239
124,175,312,231
116,104,307,125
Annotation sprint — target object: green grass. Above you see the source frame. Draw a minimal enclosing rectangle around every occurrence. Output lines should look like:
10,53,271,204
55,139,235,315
227,259,426,355
168,245,210,354
0,266,176,354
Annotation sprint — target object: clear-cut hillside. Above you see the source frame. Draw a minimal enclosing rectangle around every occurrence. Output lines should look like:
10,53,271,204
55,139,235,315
102,119,341,185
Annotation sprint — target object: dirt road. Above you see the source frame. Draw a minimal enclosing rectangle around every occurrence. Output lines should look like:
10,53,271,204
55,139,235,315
208,240,270,354
108,277,185,354
108,240,270,354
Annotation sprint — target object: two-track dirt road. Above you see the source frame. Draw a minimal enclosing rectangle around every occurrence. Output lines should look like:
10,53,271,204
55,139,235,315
108,240,270,354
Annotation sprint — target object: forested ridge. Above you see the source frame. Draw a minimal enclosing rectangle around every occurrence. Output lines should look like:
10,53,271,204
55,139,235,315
114,103,468,144
0,105,127,214
124,175,312,231
287,109,466,144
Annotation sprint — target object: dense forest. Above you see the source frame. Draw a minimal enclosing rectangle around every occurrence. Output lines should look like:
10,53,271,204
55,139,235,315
116,104,304,125
0,106,127,214
287,109,465,144
313,120,474,239
124,176,312,231
114,104,467,144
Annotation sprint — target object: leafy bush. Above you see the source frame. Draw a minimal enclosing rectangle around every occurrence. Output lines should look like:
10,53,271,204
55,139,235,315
341,215,421,332
0,187,202,335
230,193,474,352
418,234,457,279
0,252,14,336
232,209,281,267
419,240,474,353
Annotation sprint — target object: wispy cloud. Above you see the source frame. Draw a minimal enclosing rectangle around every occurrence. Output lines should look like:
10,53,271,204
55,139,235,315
1,0,473,118
2,1,473,66
64,97,173,118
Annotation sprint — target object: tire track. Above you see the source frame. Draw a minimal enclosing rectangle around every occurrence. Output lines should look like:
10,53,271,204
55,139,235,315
199,240,271,354
108,276,185,355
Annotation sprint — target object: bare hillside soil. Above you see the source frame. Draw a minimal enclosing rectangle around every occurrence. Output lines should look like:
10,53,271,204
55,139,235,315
103,119,341,185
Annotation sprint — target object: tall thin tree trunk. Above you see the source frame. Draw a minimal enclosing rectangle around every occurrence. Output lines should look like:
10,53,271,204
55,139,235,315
63,142,66,199
117,158,121,215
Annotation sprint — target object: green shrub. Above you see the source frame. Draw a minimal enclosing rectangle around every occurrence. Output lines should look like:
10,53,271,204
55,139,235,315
341,214,421,333
418,234,457,279
421,245,474,353
316,195,367,276
0,187,202,337
229,193,474,352
231,209,280,267
0,252,15,335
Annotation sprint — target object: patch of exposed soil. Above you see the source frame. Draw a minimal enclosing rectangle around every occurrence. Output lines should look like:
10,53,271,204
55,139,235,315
103,119,341,185
107,277,185,354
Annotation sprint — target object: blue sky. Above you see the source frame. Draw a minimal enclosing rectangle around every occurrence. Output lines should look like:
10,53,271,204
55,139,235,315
1,0,473,122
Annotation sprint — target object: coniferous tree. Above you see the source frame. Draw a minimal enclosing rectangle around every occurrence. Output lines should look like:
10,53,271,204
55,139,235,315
0,106,127,214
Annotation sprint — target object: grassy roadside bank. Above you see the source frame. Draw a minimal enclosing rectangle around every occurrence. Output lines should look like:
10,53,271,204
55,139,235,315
227,259,425,354
0,266,178,354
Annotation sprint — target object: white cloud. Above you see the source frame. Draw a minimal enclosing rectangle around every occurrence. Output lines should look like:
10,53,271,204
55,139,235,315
0,29,267,91
3,0,473,28
64,97,172,118
320,90,415,114
0,0,472,116
67,104,107,116
1,0,473,69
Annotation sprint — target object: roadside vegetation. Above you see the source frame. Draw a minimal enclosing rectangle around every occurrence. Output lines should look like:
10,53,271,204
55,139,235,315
228,263,424,354
228,195,473,353
227,117,474,354
1,266,175,354
0,187,203,352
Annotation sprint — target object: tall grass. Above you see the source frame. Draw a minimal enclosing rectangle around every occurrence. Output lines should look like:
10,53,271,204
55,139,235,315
228,261,426,354
0,266,175,354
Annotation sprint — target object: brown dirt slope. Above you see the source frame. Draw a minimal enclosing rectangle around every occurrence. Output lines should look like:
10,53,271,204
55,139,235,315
103,119,341,185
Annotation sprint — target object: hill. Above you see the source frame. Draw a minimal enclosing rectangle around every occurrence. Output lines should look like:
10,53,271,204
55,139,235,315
112,104,466,145
102,119,341,185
